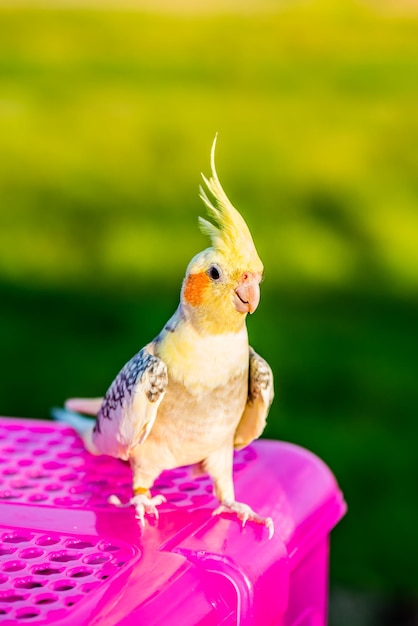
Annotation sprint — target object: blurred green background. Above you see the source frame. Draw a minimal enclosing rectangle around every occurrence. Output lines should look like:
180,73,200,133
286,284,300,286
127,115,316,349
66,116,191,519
0,0,417,623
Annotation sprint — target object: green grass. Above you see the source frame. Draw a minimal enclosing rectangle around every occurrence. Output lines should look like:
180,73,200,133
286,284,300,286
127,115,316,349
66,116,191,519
0,3,417,293
0,0,417,605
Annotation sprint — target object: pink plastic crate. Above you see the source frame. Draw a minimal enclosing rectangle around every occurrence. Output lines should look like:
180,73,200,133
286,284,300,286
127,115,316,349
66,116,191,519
0,417,346,625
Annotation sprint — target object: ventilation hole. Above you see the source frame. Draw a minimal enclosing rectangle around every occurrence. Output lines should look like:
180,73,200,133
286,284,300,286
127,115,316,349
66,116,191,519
43,461,65,470
0,491,21,500
47,440,61,447
2,467,17,475
65,541,93,550
166,493,187,503
52,581,75,592
28,426,53,434
2,447,16,454
15,581,44,590
65,594,85,606
17,459,33,467
32,567,62,576
36,536,60,547
45,484,62,492
59,473,77,482
68,568,93,578
153,481,173,490
179,482,199,492
11,481,32,490
2,561,26,572
50,552,80,563
27,470,50,480
35,594,58,605
84,554,109,565
16,608,41,619
19,549,43,560
168,470,188,480
29,494,48,503
0,593,26,602
99,543,120,552
2,534,31,544
191,494,213,506
56,452,73,461
71,463,85,472
0,547,15,556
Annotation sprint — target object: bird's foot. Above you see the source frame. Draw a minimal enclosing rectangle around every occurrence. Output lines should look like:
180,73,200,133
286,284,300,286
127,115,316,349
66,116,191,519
108,493,166,526
213,499,274,539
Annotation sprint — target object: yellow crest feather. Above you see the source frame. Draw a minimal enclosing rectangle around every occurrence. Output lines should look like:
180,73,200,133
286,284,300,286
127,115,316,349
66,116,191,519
199,136,263,272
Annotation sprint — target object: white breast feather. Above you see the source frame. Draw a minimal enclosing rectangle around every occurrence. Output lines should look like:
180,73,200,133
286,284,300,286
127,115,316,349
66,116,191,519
157,324,249,395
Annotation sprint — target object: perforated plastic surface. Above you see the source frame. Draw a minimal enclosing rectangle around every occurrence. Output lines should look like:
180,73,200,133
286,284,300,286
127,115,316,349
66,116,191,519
0,420,237,510
0,417,346,625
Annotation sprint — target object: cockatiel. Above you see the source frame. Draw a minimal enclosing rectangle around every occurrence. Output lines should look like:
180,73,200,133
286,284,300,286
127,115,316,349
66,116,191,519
60,137,274,537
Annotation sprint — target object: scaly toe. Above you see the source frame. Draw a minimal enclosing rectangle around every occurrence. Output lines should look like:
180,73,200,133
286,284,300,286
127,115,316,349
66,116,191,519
131,494,166,523
213,500,274,538
108,493,166,526
142,494,166,521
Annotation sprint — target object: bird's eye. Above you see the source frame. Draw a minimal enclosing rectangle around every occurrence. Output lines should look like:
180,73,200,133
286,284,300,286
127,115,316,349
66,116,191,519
208,265,221,281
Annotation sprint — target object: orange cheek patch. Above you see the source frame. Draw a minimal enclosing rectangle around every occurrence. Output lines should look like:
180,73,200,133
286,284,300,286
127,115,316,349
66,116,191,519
184,272,210,307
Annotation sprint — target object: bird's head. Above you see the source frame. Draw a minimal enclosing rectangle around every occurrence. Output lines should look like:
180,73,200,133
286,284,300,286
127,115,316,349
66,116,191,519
181,137,264,334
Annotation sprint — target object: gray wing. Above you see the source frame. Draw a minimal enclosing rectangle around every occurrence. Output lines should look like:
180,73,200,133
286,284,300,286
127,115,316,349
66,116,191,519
93,345,168,460
233,346,274,450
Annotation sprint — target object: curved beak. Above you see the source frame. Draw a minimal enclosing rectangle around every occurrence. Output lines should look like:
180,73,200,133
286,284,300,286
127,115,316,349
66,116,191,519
233,272,261,314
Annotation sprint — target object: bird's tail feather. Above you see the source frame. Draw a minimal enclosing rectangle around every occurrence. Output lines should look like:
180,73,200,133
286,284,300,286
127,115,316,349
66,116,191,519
65,397,102,415
51,407,99,455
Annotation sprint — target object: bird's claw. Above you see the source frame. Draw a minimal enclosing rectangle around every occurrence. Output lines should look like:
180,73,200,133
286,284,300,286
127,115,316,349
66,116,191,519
213,500,274,539
108,493,166,526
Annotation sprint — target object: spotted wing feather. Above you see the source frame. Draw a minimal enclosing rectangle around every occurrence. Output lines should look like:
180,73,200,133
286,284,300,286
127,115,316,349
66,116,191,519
233,347,274,450
93,346,168,460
